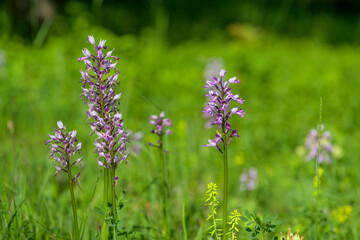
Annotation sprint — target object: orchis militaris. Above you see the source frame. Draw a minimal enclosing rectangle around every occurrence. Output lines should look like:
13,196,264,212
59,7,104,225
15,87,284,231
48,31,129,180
203,69,245,236
78,35,129,239
148,111,173,238
45,121,82,240
203,69,245,151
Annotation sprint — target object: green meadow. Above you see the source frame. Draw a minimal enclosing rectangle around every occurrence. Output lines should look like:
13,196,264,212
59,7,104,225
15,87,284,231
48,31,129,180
1,8,360,239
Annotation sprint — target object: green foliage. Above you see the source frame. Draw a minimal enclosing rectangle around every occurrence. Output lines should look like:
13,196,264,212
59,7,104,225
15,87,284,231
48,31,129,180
241,210,281,240
1,24,360,239
205,182,222,239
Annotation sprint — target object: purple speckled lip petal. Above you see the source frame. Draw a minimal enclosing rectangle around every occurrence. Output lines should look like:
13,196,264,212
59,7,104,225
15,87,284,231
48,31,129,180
203,69,245,150
78,36,129,169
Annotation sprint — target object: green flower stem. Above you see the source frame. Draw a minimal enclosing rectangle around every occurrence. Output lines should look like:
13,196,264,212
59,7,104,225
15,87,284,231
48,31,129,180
111,166,117,240
104,169,109,207
222,124,228,237
67,165,80,240
316,97,323,240
159,134,168,238
101,169,110,240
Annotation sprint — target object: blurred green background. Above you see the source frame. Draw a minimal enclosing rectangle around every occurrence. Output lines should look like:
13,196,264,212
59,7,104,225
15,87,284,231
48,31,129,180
1,0,359,239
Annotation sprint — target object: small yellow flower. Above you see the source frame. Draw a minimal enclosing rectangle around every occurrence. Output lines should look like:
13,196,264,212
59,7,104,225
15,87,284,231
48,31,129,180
234,152,245,166
332,205,353,223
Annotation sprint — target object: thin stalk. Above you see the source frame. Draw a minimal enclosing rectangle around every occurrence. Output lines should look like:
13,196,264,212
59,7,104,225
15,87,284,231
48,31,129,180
160,134,168,238
182,201,188,240
68,166,80,240
315,97,322,240
222,123,228,237
104,169,109,207
101,168,110,240
111,166,117,240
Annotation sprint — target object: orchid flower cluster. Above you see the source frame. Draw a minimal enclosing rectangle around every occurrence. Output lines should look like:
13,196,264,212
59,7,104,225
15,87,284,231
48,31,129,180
203,69,245,152
148,111,173,148
45,121,83,179
240,167,258,191
45,120,82,240
305,124,333,164
78,35,129,174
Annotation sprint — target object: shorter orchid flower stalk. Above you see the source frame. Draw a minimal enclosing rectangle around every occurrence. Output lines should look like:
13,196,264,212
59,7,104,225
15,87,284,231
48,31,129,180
45,121,83,240
203,69,245,236
148,111,173,238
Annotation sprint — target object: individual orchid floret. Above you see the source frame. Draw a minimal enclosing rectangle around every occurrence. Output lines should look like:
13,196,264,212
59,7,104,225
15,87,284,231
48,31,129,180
305,124,333,164
45,121,83,180
240,167,258,191
203,69,245,152
279,228,304,240
78,35,129,171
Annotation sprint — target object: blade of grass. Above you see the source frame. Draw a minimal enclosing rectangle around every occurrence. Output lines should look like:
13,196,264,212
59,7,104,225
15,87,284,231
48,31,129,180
1,199,25,240
182,201,188,240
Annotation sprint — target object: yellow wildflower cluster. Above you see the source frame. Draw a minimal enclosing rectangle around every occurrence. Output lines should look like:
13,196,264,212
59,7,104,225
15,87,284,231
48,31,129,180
331,205,353,223
227,210,241,240
205,182,221,238
205,182,219,206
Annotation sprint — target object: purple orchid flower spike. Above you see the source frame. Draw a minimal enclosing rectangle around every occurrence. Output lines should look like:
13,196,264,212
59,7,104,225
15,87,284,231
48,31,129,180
148,111,173,150
203,69,245,152
305,124,333,164
45,121,83,180
46,121,82,240
202,69,245,236
78,35,129,172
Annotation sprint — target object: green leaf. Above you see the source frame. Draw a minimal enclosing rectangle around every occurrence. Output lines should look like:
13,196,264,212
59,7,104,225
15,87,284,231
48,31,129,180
272,220,282,225
245,227,252,233
95,207,106,216
117,201,124,211
240,216,249,222
245,209,251,219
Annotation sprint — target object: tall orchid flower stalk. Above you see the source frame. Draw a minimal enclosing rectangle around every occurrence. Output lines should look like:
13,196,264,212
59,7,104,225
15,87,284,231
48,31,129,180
148,111,173,238
45,121,83,240
78,35,129,239
203,69,245,236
